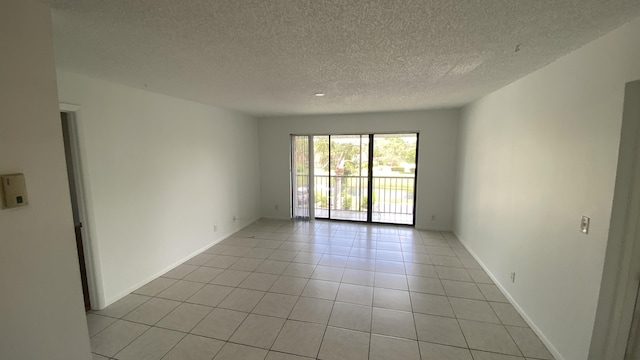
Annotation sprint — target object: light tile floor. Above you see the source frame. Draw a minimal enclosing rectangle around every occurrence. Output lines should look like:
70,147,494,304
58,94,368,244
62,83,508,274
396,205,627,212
88,219,555,360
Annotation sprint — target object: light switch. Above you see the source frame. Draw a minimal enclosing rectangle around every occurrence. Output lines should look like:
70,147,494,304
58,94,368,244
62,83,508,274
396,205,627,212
1,173,29,209
580,216,590,234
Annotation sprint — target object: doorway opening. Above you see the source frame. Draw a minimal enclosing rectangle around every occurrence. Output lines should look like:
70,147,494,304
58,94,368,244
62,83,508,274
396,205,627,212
60,109,93,311
292,133,418,226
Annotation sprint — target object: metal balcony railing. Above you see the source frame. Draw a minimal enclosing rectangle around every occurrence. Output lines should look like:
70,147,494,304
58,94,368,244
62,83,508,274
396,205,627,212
294,174,415,224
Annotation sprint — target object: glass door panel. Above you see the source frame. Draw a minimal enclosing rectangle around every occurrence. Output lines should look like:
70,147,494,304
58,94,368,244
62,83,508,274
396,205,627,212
312,136,330,219
372,134,417,225
329,135,369,221
291,135,310,219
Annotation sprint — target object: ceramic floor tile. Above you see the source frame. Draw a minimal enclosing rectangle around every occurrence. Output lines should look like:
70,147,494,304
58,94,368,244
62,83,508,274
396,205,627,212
506,326,554,359
470,350,526,360
289,297,334,324
318,327,370,360
134,278,178,296
413,313,467,348
92,294,150,318
350,247,376,259
281,263,317,278
269,275,309,296
244,247,276,260
161,334,224,360
191,308,248,340
336,283,374,306
405,263,438,278
426,246,456,257
377,242,403,251
90,320,149,357
204,255,240,269
407,276,445,295
311,265,345,281
478,284,509,303
187,284,234,307
458,319,521,356
218,288,265,312
341,269,375,286
86,314,117,337
292,252,323,265
239,273,280,291
86,223,556,360
490,302,528,327
375,250,404,262
318,254,349,267
467,269,493,284
229,258,265,271
410,292,455,317
210,269,251,287
115,327,184,360
404,252,432,265
419,341,473,360
371,308,417,340
155,302,212,332
230,314,286,349
435,266,473,282
346,257,376,271
328,302,371,332
373,288,412,311
252,292,299,318
157,280,205,301
221,246,253,257
375,260,407,274
279,242,307,251
266,351,314,360
256,260,290,275
369,334,421,360
269,250,299,262
213,343,268,360
430,255,463,267
301,279,340,300
441,280,485,300
257,240,286,249
271,320,326,358
185,253,216,266
449,298,500,324
183,267,224,283
123,298,181,325
374,272,408,290
459,257,483,270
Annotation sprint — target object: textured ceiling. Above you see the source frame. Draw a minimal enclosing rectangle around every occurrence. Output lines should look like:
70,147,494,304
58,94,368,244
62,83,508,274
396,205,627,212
43,0,640,116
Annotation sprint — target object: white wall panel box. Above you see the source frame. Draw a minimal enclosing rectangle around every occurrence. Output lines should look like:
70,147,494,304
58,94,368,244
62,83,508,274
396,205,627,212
1,173,29,209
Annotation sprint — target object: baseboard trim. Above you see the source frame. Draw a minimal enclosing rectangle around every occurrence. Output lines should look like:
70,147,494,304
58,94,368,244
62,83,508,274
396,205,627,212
454,231,565,360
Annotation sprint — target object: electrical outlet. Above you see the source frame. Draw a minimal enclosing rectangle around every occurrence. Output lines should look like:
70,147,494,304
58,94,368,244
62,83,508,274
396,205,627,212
580,216,590,234
275,204,279,211
214,225,218,232
510,272,516,283
233,216,237,222
431,214,436,221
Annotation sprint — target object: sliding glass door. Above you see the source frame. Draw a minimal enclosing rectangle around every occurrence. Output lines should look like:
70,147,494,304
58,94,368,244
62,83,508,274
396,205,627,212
371,134,417,225
292,133,417,225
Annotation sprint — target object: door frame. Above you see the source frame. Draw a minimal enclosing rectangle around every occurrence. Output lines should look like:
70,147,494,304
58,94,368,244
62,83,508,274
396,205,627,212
59,103,101,310
293,132,419,226
589,81,640,360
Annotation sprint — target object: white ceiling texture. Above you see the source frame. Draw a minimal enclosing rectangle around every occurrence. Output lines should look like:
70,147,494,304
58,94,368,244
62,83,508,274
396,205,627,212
43,0,640,116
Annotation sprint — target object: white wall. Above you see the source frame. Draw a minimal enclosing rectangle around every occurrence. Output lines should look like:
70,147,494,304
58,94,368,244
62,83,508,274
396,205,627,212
258,110,459,230
0,1,92,359
56,71,261,308
454,17,640,360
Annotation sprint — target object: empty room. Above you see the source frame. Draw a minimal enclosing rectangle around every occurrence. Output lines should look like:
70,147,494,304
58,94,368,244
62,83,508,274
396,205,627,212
2,1,640,360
